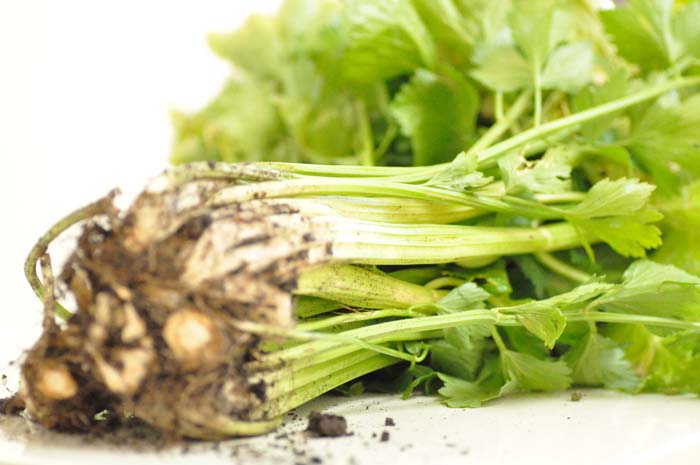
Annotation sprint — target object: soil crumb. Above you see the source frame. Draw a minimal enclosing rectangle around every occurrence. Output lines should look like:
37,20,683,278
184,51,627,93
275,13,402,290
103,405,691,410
306,411,348,437
570,391,583,402
380,431,390,442
384,417,395,427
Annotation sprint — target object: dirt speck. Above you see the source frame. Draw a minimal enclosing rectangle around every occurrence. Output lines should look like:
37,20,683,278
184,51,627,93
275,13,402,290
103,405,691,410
384,417,395,427
306,411,348,438
380,431,390,442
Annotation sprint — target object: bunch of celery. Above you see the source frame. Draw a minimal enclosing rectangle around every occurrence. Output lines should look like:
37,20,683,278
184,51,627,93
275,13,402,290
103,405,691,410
12,0,700,439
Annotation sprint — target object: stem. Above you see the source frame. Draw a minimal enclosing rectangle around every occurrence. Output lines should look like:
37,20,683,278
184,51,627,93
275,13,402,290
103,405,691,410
357,101,374,167
253,354,399,419
566,311,700,331
230,319,424,363
295,309,422,332
211,177,564,220
25,193,116,319
490,326,509,353
374,124,398,160
477,76,700,167
295,264,440,309
257,309,501,369
533,64,543,127
333,221,599,265
495,92,505,122
534,252,592,283
256,162,435,178
469,90,532,155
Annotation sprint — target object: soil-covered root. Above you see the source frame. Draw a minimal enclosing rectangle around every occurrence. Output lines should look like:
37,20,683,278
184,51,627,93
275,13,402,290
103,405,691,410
18,178,335,438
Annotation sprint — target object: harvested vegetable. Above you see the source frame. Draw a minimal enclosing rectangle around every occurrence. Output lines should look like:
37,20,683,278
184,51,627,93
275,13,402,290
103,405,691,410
7,0,700,439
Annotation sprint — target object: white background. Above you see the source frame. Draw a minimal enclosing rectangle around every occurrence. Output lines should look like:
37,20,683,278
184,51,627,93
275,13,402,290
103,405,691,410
0,0,282,373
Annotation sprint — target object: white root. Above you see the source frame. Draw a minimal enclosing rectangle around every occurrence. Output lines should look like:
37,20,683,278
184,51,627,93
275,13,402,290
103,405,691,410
163,310,225,370
34,362,78,400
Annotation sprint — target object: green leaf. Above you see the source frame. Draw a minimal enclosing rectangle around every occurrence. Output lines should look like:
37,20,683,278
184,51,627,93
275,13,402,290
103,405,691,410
672,1,700,62
653,181,700,275
512,255,548,299
510,302,566,349
470,46,531,92
508,0,560,64
627,94,700,193
431,281,493,379
541,42,593,93
436,373,484,407
562,178,662,258
564,331,641,391
599,0,673,71
276,57,372,162
391,69,479,165
342,0,436,82
574,210,663,258
437,355,506,407
437,281,491,312
501,326,551,359
644,332,700,394
427,151,493,191
601,0,700,71
448,260,513,296
499,146,574,196
501,350,572,391
208,15,281,79
598,260,700,321
430,328,489,380
171,77,286,164
411,0,478,64
566,178,656,219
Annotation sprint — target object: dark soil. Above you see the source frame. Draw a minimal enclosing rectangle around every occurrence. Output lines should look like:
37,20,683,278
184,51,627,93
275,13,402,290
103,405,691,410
380,431,390,442
306,411,348,437
0,395,24,415
384,417,395,426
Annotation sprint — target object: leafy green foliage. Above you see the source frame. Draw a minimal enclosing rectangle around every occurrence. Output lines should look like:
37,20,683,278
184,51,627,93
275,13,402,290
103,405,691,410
563,178,663,258
500,350,572,391
431,282,493,379
391,69,479,165
437,355,506,407
342,0,436,82
499,146,575,196
427,151,493,190
600,0,700,71
509,302,566,349
653,182,700,275
470,0,592,94
626,94,700,193
437,282,491,312
605,324,700,394
598,260,700,321
564,330,641,391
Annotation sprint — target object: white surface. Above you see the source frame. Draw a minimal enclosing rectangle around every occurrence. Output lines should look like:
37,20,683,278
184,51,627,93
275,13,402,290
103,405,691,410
2,391,700,465
1,2,700,465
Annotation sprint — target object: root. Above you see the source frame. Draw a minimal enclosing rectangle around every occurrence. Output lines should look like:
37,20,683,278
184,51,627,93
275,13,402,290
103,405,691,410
18,172,335,437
